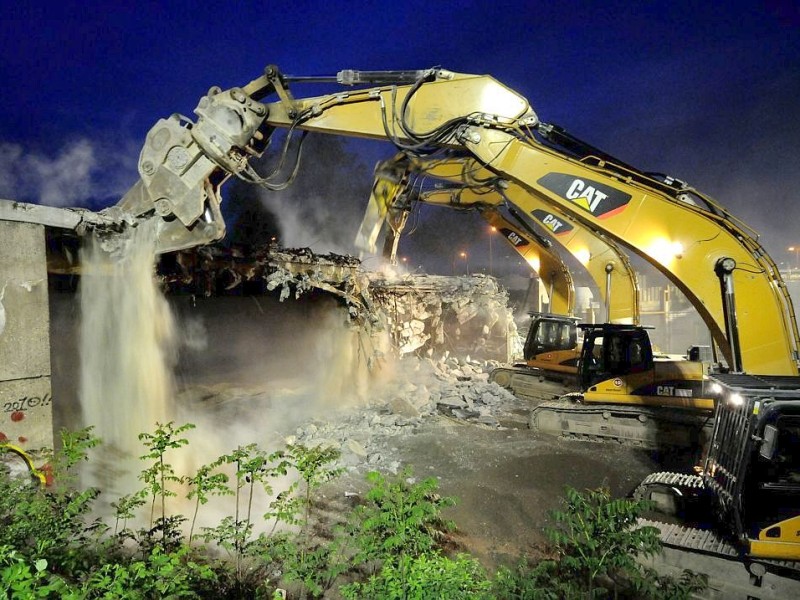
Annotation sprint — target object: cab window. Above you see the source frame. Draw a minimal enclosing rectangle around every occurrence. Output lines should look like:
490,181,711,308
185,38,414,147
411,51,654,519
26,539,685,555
538,321,574,353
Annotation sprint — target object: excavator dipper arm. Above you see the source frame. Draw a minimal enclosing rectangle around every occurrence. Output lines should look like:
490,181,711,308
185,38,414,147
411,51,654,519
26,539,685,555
353,153,575,315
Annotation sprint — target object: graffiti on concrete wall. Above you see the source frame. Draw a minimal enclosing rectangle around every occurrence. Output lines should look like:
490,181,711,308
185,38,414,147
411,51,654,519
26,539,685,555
1,221,53,453
3,393,52,415
0,378,53,448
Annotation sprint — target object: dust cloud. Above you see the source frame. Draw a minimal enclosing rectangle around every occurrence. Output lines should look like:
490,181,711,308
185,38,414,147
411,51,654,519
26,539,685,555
79,221,177,497
76,222,391,526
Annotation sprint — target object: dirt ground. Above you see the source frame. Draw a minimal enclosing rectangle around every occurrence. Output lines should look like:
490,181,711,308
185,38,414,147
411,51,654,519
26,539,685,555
321,411,670,570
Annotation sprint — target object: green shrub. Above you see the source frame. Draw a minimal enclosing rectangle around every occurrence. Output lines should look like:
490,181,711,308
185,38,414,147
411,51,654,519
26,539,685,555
341,552,492,600
0,429,104,577
347,468,455,567
79,546,215,599
491,487,707,600
0,546,77,599
0,426,711,599
138,422,194,547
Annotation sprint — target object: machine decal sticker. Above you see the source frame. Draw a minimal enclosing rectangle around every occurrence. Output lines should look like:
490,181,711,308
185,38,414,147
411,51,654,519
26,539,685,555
538,173,632,217
633,380,705,398
499,228,528,247
531,209,574,235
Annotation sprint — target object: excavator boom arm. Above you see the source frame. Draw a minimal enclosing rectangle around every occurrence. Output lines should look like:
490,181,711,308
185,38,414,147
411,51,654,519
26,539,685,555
113,65,799,375
421,189,577,316
366,153,640,324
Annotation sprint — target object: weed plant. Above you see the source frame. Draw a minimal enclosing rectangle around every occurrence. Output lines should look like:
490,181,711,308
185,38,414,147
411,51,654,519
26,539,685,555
0,425,706,599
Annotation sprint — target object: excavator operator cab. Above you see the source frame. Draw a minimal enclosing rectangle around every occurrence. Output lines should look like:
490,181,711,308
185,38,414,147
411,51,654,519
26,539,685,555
578,324,654,390
523,313,579,361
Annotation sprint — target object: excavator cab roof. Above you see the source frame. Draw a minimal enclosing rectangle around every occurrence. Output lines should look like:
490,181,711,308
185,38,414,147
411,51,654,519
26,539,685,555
528,312,579,322
578,323,653,332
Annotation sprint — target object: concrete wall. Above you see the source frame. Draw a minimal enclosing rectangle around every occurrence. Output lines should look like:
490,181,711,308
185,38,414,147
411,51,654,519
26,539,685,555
0,221,53,455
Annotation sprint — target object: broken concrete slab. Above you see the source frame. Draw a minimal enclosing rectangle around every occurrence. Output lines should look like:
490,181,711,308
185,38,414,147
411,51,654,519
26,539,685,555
437,395,467,409
156,244,519,365
345,439,368,457
389,397,424,418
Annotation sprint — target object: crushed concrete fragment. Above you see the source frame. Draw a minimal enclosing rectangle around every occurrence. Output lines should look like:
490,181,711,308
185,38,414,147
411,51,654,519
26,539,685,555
437,395,467,408
450,408,481,420
390,397,423,418
345,439,368,457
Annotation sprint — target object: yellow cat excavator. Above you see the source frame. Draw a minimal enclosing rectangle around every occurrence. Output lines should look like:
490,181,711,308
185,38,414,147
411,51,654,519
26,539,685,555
356,152,720,446
89,66,799,572
357,152,642,390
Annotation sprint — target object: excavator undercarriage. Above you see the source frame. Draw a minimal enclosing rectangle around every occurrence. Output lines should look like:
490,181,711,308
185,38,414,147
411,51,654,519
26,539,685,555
530,398,712,449
629,375,800,594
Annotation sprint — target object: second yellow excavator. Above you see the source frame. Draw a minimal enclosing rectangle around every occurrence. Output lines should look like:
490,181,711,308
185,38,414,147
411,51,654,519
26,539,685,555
359,152,645,391
359,152,718,446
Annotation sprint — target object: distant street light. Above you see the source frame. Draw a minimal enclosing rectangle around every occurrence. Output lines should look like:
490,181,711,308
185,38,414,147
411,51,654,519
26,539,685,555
453,250,469,275
789,246,800,270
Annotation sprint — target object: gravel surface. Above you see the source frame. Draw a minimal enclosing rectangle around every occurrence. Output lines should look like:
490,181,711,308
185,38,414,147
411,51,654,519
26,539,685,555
280,357,666,568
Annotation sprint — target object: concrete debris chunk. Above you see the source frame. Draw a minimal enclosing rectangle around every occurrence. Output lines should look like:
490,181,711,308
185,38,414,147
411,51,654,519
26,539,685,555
481,391,501,405
450,408,481,420
437,394,467,408
346,439,368,457
390,397,423,418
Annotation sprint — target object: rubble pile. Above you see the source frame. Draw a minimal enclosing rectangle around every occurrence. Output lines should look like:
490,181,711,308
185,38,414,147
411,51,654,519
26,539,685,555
161,244,527,475
369,273,515,362
158,244,365,301
264,247,373,321
284,355,526,474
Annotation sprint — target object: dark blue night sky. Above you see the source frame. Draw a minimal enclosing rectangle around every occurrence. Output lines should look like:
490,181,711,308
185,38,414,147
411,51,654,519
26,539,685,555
1,0,798,269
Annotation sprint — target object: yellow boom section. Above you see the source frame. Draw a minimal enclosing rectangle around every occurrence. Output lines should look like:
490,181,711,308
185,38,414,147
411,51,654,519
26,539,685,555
467,130,798,375
397,154,640,324
422,191,575,316
257,70,798,374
